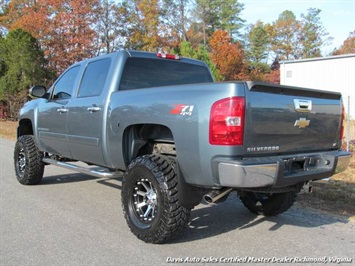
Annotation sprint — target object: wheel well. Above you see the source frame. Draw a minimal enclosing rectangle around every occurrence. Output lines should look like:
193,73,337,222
17,119,33,137
123,124,174,166
122,125,203,209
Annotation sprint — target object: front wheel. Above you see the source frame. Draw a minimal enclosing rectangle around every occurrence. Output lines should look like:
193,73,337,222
121,155,191,243
239,191,297,216
14,135,44,185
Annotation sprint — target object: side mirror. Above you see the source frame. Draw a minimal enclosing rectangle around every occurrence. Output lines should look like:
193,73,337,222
29,85,47,98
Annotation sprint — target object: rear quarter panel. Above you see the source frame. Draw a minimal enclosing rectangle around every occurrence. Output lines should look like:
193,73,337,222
106,82,247,187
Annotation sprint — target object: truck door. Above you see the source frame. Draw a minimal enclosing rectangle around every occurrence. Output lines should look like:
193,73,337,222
67,58,111,165
37,65,81,157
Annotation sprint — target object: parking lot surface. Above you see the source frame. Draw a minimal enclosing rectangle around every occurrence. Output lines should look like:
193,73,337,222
1,138,354,265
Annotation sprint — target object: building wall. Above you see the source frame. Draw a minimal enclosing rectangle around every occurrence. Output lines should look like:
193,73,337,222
280,54,355,119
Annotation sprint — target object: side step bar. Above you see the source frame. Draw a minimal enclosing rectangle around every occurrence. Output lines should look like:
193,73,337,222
42,158,122,178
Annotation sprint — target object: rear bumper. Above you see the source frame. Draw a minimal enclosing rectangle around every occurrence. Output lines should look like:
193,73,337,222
217,151,351,188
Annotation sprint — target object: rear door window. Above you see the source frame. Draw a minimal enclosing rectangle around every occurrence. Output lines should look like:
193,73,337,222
77,58,111,97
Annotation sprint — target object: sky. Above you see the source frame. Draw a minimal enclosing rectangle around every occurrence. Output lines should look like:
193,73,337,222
239,0,355,55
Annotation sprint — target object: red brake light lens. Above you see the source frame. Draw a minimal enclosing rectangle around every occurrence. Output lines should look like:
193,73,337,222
209,97,245,145
340,104,345,140
157,52,181,60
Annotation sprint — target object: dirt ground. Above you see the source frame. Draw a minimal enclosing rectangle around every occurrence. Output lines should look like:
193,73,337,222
1,120,354,222
0,121,17,140
297,155,355,222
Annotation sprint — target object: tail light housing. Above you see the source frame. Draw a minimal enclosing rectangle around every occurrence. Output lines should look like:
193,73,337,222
340,105,345,140
209,97,245,145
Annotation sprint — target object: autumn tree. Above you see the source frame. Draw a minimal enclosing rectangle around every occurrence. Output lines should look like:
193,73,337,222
209,30,246,81
185,22,205,48
47,0,100,72
0,0,100,74
124,0,161,51
333,31,355,55
0,29,49,119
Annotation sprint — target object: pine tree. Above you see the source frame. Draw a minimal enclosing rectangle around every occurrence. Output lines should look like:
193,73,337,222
0,29,49,119
300,8,330,58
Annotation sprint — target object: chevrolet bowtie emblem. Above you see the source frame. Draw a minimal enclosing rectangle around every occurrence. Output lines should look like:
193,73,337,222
294,118,310,128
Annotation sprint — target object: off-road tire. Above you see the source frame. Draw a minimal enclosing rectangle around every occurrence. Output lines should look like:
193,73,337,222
239,191,297,216
14,135,44,185
121,155,191,243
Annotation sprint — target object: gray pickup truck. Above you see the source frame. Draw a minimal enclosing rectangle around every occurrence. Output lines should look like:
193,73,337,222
14,50,350,243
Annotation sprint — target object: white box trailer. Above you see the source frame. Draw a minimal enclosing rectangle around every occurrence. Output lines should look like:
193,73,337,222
280,54,355,120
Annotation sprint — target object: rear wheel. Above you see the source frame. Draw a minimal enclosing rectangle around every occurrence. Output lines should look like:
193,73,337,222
121,155,191,243
239,191,297,216
14,135,44,185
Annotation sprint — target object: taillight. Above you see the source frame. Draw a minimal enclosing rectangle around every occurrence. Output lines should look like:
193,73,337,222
209,97,245,145
340,105,345,140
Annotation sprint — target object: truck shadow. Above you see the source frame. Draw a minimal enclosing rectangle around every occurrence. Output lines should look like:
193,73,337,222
40,173,100,185
39,173,349,244
40,173,123,190
172,193,349,244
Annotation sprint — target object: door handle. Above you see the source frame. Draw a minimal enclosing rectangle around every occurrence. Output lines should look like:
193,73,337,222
87,106,101,113
57,108,68,113
294,99,312,113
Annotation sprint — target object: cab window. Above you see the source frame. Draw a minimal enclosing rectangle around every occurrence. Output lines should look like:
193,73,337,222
52,66,80,100
77,58,111,98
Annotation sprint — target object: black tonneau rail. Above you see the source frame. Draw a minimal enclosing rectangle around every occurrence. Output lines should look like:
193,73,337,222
246,81,341,100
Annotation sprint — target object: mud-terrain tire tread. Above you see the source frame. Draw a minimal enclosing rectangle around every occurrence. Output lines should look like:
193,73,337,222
14,135,44,185
121,154,191,244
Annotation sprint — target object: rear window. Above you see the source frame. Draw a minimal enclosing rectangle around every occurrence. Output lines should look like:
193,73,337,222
119,58,213,90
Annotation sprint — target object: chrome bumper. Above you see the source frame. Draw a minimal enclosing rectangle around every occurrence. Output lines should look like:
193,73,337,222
217,151,351,188
335,153,351,174
218,163,277,187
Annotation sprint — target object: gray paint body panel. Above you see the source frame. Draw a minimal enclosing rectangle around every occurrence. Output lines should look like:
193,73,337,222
18,50,350,189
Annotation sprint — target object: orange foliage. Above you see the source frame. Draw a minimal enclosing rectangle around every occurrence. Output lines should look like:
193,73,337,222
129,0,160,51
265,69,280,84
1,0,99,74
333,31,355,55
209,30,247,81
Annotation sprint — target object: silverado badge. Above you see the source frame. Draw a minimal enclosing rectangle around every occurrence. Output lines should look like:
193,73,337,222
294,118,310,128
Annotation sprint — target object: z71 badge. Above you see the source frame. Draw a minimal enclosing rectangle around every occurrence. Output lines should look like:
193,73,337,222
170,104,194,116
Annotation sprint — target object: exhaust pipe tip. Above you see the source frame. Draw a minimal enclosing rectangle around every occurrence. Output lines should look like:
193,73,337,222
203,187,233,204
203,194,215,204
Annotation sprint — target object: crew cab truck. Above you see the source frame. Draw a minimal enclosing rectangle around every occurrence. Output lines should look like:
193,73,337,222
14,50,351,243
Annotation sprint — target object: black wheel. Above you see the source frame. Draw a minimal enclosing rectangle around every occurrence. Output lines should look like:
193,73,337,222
14,135,44,185
121,155,191,243
239,191,297,216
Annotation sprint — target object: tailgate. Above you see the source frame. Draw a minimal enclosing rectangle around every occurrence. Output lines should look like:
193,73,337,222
244,82,343,155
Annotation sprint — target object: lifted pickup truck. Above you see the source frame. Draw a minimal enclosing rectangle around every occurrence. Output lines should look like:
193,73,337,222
14,50,351,243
